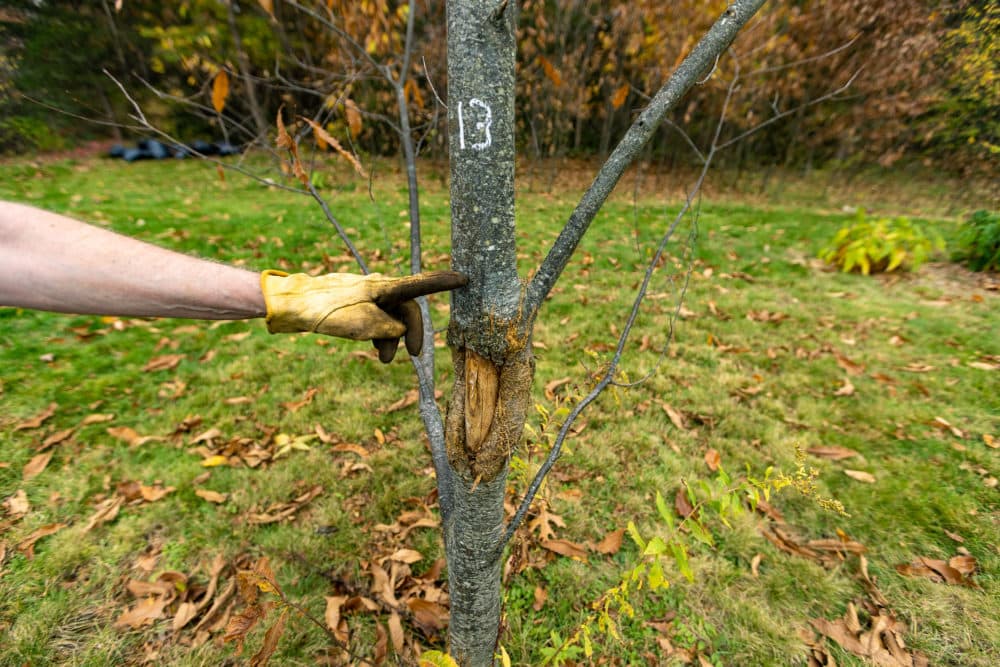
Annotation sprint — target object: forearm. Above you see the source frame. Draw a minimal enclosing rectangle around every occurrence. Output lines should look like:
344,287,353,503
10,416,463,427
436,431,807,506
0,202,266,320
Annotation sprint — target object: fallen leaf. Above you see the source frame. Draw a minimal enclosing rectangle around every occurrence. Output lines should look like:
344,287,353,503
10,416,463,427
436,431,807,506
533,585,547,611
662,403,687,430
704,448,721,471
14,403,57,431
675,487,695,518
594,528,625,555
107,426,165,447
407,598,449,635
331,442,370,458
373,619,389,665
195,489,228,504
844,469,876,483
173,601,199,632
16,522,66,558
835,353,866,376
388,611,405,652
901,363,934,373
39,428,75,451
932,417,964,438
541,538,588,561
895,555,979,587
83,495,124,532
281,387,318,413
747,309,789,323
807,446,860,460
246,485,323,525
22,451,53,480
544,377,572,401
192,428,223,444
750,553,762,577
3,490,30,518
834,377,856,396
201,455,230,468
384,548,423,565
116,595,170,629
143,354,185,372
984,434,997,449
380,389,419,414
81,413,115,425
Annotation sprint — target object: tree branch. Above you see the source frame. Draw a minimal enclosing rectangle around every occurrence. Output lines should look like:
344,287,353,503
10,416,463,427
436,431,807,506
523,0,767,316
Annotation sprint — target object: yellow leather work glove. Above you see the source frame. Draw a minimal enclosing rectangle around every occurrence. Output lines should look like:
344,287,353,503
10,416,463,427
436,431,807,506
260,270,467,362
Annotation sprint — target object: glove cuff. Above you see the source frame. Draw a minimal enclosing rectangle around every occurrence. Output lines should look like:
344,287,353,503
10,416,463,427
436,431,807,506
260,269,290,334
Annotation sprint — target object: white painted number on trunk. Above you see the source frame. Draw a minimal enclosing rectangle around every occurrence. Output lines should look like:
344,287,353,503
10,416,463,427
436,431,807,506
457,99,492,151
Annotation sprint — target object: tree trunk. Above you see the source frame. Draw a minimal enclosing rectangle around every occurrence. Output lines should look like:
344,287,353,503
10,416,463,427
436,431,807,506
444,1,531,665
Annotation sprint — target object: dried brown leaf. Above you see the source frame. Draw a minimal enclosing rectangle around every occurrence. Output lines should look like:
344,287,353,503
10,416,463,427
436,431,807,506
807,446,860,460
22,451,53,480
250,609,289,667
407,598,449,636
533,585,548,611
324,595,350,644
834,377,856,396
17,522,66,559
281,387,318,413
331,442,370,458
675,487,695,518
39,428,74,450
15,403,57,431
116,595,170,629
107,426,164,447
3,489,30,518
388,611,405,652
662,403,687,431
195,489,228,504
544,377,571,401
344,98,363,138
144,354,185,372
594,528,625,555
704,448,721,471
83,495,124,532
844,469,876,483
300,117,366,178
224,603,268,654
380,389,418,414
541,538,588,561
81,413,115,425
835,353,866,376
385,548,423,565
172,601,199,633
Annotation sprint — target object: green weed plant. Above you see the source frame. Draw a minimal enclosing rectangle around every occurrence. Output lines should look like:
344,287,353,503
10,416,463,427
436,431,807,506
954,210,1000,272
818,209,944,274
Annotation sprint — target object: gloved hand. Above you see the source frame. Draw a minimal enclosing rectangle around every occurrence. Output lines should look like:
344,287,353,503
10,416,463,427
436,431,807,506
260,270,467,362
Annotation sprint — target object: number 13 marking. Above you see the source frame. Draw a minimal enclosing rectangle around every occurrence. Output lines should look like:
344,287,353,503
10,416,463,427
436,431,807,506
457,98,492,151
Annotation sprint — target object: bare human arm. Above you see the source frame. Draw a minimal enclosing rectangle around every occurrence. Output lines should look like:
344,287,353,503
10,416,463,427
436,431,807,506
0,201,266,319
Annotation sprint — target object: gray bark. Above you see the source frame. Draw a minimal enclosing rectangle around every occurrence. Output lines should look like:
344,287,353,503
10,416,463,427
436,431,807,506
436,2,767,664
447,0,521,361
444,1,521,664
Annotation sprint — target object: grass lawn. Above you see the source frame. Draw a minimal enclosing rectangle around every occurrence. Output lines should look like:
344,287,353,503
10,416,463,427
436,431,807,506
0,156,997,666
